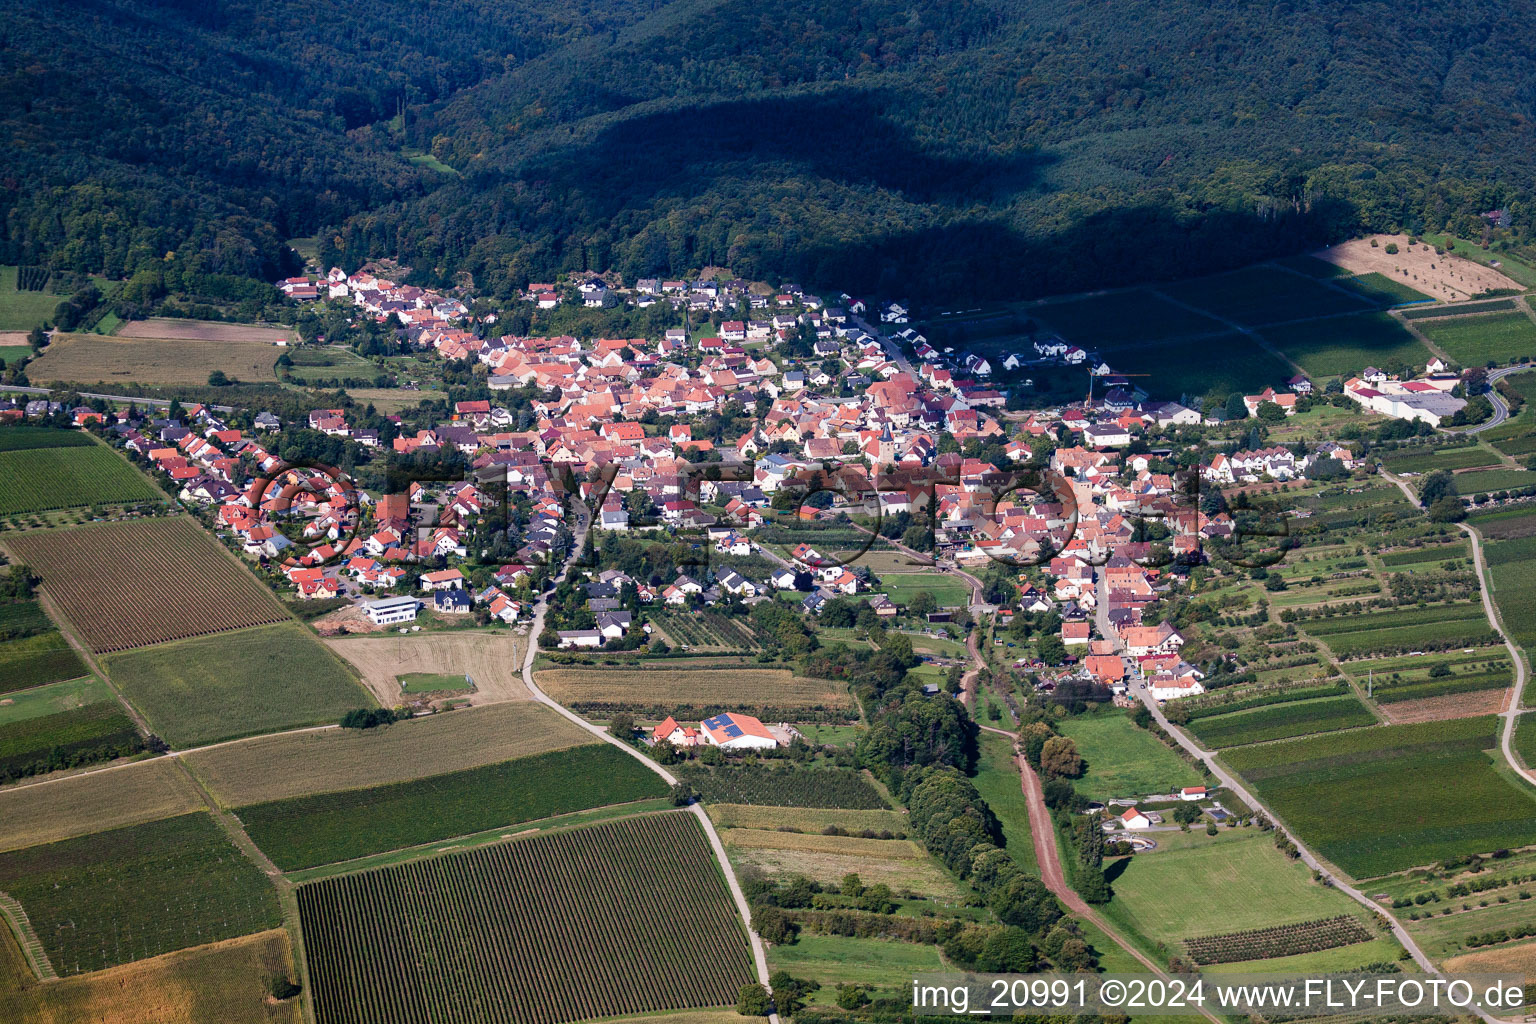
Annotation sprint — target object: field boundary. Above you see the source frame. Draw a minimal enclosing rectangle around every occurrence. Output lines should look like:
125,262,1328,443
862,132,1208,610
0,888,57,980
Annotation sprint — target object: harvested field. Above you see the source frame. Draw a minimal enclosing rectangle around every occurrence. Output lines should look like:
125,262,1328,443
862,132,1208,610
186,702,591,806
1379,688,1507,723
535,664,853,715
27,334,280,386
325,631,529,707
297,813,753,1024
722,829,961,897
10,518,289,653
105,623,371,748
0,758,204,853
1444,939,1536,975
0,927,300,1024
0,446,163,515
116,318,294,344
1313,236,1522,301
705,803,907,833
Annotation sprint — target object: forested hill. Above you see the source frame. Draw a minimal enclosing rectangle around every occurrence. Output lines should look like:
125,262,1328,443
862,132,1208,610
0,0,655,280
7,0,1536,305
335,0,1536,302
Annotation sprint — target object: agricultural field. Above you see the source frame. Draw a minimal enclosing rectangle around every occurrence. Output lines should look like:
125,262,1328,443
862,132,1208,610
1335,272,1433,307
1029,289,1225,348
1186,916,1374,965
343,387,446,413
398,671,470,692
722,827,963,898
0,812,281,975
297,812,754,1024
0,445,163,515
1402,298,1519,321
106,623,371,748
1379,446,1500,474
278,345,378,384
1261,312,1429,378
1452,468,1536,496
648,611,767,651
1057,710,1202,801
0,266,69,331
116,318,294,344
0,691,143,781
678,764,888,809
874,573,972,608
1301,602,1494,658
9,518,290,653
0,927,301,1024
27,333,281,386
0,615,86,695
325,631,528,706
1185,695,1375,748
1103,332,1296,400
1348,648,1511,705
767,934,944,989
1417,311,1536,366
185,702,592,806
1157,265,1368,327
1102,831,1380,956
1478,532,1536,683
1220,717,1536,878
0,757,204,853
237,743,667,869
0,426,94,452
534,662,853,716
704,803,906,834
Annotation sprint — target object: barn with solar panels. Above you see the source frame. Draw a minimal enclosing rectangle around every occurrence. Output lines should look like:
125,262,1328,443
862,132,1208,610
699,712,779,750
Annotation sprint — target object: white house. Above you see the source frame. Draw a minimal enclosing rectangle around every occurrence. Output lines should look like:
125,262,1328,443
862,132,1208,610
364,596,421,626
1180,786,1208,802
1118,807,1151,830
700,712,779,750
420,568,465,591
557,629,603,648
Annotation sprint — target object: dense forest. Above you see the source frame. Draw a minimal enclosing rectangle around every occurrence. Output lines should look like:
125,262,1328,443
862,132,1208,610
6,0,1536,303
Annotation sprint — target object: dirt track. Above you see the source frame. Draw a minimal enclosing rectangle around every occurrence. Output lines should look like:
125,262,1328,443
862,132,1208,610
325,630,529,707
1314,235,1521,301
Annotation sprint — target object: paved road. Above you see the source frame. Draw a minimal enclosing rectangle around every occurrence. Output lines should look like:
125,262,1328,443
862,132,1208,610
1444,364,1535,435
849,312,914,375
0,383,235,413
517,504,779,1017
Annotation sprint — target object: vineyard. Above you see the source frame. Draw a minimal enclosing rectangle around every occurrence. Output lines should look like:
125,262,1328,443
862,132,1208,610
15,266,50,291
0,446,164,515
297,812,754,1024
1221,717,1536,877
238,743,668,869
0,700,144,783
10,518,289,652
0,812,281,975
0,427,94,452
0,629,86,694
1185,916,1373,964
1183,681,1350,720
1185,695,1375,749
651,610,767,650
679,764,888,809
